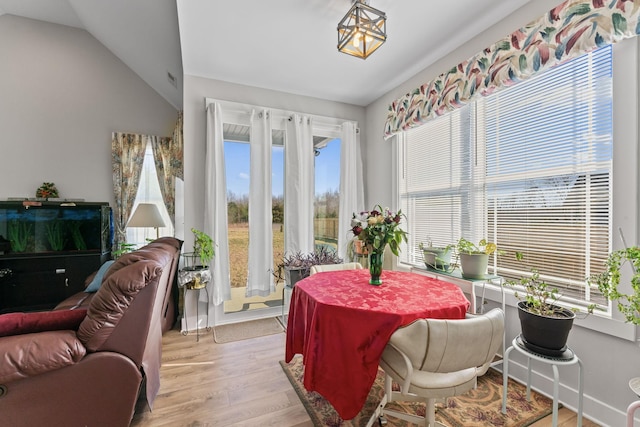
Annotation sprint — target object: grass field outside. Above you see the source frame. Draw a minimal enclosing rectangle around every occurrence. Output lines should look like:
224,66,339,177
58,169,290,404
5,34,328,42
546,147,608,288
227,222,284,288
224,221,340,313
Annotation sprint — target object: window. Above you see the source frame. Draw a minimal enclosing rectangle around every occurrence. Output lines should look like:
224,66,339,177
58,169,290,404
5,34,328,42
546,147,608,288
220,119,345,313
399,104,477,263
399,45,613,308
314,137,341,251
222,125,284,312
224,138,250,290
127,142,174,246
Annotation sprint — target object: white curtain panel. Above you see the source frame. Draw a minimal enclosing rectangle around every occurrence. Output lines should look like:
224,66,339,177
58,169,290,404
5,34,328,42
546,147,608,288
338,121,364,260
246,109,274,297
284,114,315,255
205,102,231,305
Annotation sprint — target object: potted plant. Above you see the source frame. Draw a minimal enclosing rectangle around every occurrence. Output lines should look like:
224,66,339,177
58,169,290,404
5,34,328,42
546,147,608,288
589,246,640,401
590,246,640,325
508,252,595,356
183,228,215,269
181,228,215,289
456,238,500,279
112,242,136,258
273,246,343,288
419,239,454,271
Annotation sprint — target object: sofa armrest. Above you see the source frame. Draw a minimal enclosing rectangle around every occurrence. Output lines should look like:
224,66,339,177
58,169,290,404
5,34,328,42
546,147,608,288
0,330,86,383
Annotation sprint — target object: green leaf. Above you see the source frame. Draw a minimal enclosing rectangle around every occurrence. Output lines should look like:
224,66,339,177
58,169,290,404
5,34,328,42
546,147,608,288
519,54,527,72
565,3,591,18
612,13,628,35
496,41,511,51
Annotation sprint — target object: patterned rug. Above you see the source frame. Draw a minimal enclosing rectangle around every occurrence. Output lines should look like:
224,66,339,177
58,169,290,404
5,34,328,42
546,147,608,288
280,356,555,427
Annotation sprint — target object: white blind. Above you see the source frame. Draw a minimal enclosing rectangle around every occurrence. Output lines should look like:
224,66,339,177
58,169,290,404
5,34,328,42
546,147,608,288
399,45,612,307
400,104,482,265
483,45,612,304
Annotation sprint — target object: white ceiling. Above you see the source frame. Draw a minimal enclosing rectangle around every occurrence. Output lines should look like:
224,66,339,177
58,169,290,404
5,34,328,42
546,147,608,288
0,0,533,109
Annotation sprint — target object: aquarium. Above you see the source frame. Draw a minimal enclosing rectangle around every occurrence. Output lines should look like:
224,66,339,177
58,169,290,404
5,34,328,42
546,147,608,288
0,201,112,256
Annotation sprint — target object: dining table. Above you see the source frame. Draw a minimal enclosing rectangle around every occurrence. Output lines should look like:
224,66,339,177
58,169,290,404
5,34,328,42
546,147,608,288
284,269,470,420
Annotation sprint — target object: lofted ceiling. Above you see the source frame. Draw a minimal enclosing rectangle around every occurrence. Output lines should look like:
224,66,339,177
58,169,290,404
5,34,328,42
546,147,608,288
0,0,533,109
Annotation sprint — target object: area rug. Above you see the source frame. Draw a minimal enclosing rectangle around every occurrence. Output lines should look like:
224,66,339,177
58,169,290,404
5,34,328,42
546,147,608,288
213,317,283,343
280,356,555,427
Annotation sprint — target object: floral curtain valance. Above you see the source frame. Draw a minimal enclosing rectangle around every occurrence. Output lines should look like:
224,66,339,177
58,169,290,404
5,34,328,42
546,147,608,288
384,0,640,139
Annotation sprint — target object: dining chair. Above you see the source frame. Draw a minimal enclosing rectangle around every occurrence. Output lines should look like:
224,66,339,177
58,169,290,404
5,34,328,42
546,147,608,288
379,308,505,427
309,262,363,275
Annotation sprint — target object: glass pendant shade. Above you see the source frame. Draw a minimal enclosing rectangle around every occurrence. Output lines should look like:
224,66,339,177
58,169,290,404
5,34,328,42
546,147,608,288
337,0,386,59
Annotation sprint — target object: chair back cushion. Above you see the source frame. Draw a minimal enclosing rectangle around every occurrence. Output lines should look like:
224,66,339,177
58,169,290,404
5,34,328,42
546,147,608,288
389,308,504,373
310,262,363,275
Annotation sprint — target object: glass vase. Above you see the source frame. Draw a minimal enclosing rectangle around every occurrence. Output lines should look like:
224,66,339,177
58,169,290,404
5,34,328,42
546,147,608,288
368,248,384,285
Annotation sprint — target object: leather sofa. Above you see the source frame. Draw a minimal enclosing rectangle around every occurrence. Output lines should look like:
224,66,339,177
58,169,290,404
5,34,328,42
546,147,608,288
0,237,183,427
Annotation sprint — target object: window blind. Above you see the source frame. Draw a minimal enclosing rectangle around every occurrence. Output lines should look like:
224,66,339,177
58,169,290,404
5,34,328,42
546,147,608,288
483,45,612,304
399,104,481,265
399,44,613,307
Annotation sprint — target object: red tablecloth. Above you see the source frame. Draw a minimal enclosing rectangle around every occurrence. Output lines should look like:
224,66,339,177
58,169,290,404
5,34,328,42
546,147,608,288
285,269,470,420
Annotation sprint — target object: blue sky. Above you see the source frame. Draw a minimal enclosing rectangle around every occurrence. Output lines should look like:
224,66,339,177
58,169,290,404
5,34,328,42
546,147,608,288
224,138,341,198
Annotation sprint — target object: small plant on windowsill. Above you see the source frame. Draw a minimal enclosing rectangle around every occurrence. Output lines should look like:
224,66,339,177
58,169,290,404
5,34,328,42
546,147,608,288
419,238,454,272
455,238,502,279
456,238,500,256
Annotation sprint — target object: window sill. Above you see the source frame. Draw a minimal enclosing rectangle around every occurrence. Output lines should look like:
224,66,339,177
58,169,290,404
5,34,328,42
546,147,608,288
398,262,638,342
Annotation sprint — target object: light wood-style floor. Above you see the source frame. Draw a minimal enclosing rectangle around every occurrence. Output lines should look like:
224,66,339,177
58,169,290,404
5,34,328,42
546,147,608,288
131,324,599,427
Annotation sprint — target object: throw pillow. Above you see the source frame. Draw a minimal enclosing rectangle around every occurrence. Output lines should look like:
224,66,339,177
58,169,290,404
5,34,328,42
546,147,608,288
0,308,88,337
85,260,115,292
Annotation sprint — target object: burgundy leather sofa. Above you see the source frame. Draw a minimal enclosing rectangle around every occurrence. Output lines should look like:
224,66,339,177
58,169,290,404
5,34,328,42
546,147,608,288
0,237,182,427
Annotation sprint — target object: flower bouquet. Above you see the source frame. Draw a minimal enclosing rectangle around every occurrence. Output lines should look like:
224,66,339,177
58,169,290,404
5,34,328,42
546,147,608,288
350,205,408,285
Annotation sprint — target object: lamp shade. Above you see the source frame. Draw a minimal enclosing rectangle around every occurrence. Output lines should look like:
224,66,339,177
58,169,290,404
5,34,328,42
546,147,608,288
337,0,386,59
127,203,166,228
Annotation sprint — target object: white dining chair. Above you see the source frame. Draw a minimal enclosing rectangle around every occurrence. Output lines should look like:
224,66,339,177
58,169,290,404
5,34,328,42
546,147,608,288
379,308,505,427
309,262,363,275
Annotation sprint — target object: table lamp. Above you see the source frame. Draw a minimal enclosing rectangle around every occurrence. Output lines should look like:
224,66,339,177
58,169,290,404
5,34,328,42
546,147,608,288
127,203,166,239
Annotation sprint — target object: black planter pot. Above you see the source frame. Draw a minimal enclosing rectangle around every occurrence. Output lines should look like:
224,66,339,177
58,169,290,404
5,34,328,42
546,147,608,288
517,301,575,357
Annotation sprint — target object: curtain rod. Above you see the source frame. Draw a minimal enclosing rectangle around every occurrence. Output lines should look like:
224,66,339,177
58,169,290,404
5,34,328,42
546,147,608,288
204,97,358,129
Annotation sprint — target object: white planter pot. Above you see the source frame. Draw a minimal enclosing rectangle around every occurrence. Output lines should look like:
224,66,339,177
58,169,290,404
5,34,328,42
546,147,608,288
459,253,489,279
422,247,453,270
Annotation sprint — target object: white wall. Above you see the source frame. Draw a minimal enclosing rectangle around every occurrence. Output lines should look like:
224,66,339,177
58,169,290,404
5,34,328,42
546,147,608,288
364,1,640,425
0,15,177,205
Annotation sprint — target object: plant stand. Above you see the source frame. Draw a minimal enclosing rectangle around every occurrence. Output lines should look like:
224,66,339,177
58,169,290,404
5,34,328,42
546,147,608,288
502,335,583,427
626,378,640,427
178,268,211,342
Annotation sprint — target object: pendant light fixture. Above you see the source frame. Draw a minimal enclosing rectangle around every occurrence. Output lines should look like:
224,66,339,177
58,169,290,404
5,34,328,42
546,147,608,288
337,0,387,59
